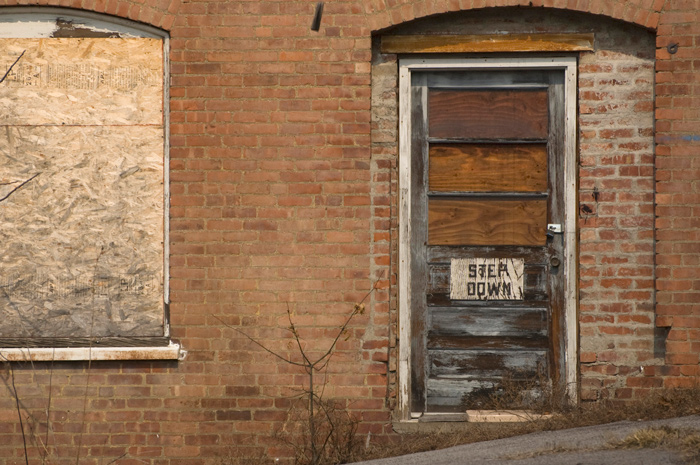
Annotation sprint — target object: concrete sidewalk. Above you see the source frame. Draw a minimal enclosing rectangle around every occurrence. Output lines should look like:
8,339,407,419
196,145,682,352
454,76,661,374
355,415,700,465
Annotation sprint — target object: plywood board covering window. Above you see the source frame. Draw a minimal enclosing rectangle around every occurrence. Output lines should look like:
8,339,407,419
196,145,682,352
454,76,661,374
0,38,165,341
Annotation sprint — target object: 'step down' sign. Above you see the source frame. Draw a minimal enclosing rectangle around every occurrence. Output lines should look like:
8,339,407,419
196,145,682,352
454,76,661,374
450,258,524,301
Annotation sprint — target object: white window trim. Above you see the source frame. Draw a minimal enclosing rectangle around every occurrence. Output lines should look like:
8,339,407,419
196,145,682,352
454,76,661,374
397,56,578,420
0,9,179,361
0,343,186,362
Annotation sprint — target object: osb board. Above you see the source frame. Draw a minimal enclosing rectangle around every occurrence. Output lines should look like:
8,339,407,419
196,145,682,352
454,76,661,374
0,38,164,339
0,39,162,126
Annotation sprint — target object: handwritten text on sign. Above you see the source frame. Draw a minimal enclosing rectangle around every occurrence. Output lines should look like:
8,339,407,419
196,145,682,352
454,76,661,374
450,258,524,301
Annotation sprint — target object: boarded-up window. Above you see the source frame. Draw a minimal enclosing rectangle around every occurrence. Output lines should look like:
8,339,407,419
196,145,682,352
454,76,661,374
0,13,169,348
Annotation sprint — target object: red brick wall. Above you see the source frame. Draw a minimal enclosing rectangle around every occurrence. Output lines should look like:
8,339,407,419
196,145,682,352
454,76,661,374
0,1,698,464
577,19,656,401
654,0,700,385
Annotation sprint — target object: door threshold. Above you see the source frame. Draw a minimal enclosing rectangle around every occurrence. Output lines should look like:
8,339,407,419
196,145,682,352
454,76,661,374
416,412,469,422
393,410,553,432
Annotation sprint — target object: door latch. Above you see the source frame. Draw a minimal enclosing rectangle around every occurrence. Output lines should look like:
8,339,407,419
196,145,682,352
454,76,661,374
547,224,563,234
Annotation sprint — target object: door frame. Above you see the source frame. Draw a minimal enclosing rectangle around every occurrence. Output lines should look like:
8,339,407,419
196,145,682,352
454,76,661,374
397,56,578,420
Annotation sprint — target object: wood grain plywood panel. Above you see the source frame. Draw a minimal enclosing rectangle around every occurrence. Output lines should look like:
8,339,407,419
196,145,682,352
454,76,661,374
429,89,548,140
429,144,547,192
0,38,162,126
428,198,547,246
0,125,164,338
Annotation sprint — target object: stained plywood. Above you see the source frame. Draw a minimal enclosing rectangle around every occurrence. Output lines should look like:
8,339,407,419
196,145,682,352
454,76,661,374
382,34,595,54
428,198,547,246
429,89,548,140
429,144,547,192
0,38,164,339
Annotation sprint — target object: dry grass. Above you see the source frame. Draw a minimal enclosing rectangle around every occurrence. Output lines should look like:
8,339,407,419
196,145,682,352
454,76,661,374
356,388,700,463
279,399,362,465
611,426,700,464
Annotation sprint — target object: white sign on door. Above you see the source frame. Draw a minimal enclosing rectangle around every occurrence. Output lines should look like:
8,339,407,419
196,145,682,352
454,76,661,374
450,258,524,301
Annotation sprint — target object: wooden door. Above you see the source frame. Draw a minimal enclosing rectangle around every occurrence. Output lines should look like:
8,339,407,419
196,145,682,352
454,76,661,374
409,69,567,413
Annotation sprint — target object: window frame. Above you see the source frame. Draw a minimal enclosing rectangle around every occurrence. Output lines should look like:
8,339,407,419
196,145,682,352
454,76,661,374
0,8,182,362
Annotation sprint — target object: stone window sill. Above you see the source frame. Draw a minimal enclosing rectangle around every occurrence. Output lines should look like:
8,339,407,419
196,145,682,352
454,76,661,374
0,342,186,362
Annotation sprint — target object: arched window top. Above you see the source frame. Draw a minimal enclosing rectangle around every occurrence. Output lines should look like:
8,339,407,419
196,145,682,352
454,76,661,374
0,7,166,38
0,6,178,361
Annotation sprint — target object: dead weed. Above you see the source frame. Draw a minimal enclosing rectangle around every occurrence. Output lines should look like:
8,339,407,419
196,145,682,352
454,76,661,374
611,426,700,464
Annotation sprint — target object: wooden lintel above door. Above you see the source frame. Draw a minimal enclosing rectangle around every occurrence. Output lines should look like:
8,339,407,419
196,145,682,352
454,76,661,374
381,33,594,54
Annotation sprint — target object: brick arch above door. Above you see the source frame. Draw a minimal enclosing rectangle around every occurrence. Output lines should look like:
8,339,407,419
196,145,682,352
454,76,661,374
365,0,662,32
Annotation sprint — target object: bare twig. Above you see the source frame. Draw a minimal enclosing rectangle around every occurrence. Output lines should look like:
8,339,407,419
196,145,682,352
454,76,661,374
311,281,376,373
287,305,311,366
75,246,104,465
213,316,307,367
0,173,40,204
43,349,56,465
0,50,25,84
219,277,380,465
7,363,30,465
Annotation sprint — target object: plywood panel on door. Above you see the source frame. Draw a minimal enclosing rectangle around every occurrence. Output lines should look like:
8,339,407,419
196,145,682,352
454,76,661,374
428,89,549,140
429,144,548,192
428,198,547,246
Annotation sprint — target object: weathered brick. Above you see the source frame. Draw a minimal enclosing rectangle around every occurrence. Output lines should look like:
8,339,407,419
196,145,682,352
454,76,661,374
0,1,698,464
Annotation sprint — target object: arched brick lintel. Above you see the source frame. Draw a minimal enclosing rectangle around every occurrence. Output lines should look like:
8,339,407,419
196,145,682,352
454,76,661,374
366,0,662,33
0,0,180,31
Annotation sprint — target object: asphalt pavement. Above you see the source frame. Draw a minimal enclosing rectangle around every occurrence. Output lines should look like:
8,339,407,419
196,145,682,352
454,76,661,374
355,415,700,465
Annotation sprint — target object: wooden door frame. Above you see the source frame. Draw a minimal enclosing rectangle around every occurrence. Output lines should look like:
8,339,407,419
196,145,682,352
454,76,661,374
397,57,578,420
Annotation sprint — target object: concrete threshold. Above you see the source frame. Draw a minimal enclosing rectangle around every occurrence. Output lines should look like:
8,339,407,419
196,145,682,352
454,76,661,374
466,410,553,422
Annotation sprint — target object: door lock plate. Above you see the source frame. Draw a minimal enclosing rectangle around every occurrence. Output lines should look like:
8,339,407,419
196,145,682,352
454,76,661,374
547,224,563,234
